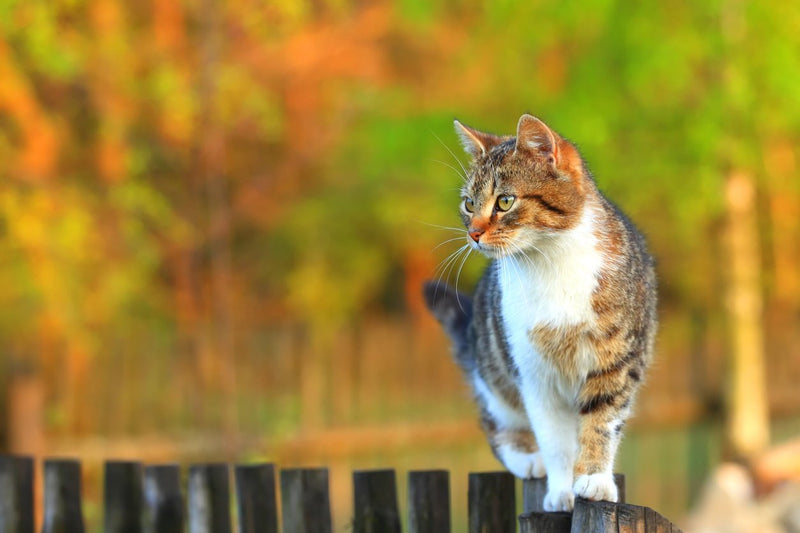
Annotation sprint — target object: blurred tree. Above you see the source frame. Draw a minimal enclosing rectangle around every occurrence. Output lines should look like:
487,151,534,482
0,0,798,444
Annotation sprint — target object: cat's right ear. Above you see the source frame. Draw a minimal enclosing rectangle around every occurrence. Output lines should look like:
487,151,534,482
454,119,502,159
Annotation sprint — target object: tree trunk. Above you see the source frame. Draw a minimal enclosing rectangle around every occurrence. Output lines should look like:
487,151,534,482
723,171,769,460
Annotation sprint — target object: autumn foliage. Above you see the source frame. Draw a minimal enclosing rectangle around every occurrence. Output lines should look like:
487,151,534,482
1,0,800,486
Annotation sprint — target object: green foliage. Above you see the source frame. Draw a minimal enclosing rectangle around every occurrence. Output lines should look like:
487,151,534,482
1,0,799,359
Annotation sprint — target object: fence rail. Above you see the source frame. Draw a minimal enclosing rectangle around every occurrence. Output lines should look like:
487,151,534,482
0,454,681,533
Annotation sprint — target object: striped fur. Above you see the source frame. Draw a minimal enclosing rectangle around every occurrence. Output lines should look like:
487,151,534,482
424,114,657,512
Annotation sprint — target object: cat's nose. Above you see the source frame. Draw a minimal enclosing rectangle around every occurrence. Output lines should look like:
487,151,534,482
469,228,485,242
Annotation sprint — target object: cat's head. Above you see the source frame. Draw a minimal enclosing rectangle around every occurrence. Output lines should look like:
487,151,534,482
454,114,590,258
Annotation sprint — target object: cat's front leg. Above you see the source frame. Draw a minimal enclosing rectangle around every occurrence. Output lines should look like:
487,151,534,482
572,388,628,502
522,389,579,512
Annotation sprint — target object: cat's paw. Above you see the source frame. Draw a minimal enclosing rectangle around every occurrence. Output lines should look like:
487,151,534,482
573,473,618,502
498,446,546,479
543,487,575,512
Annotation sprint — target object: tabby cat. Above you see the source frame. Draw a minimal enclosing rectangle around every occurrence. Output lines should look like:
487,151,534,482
424,114,657,512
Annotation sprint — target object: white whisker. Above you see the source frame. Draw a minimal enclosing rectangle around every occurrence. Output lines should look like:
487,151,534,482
433,243,471,295
432,159,469,183
418,221,467,233
432,236,469,251
433,134,470,184
454,245,474,311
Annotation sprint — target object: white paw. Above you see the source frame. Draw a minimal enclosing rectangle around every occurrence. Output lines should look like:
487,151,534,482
573,473,618,502
543,487,575,512
498,446,546,479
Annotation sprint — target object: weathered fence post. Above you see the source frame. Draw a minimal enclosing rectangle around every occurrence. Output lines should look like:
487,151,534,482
144,464,184,533
42,458,85,533
235,463,278,533
0,455,34,533
188,463,232,533
615,502,683,532
518,511,572,533
571,499,618,532
408,470,450,533
468,472,516,533
352,469,401,533
280,468,332,533
104,461,144,533
522,477,548,514
523,474,626,513
613,473,626,505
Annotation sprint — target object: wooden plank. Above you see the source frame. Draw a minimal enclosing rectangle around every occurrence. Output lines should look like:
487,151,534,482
352,469,401,533
188,463,232,533
42,459,86,533
144,464,185,533
0,455,34,533
467,472,516,533
644,505,682,533
518,511,572,533
616,503,646,533
104,461,144,533
235,463,278,533
614,473,626,504
524,474,625,512
571,499,617,533
522,477,548,513
408,470,450,533
280,468,332,533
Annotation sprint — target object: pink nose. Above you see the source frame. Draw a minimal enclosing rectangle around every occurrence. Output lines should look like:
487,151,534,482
469,228,484,242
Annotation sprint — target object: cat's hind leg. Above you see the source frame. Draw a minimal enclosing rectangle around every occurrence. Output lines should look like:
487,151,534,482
491,428,546,479
474,377,546,480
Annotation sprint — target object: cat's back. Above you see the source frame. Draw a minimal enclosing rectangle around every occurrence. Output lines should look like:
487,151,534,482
591,193,658,365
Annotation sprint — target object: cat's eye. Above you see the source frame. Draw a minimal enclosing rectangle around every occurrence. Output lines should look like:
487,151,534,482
464,197,475,213
496,195,515,211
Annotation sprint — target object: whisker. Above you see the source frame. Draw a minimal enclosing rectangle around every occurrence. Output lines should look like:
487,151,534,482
528,242,554,270
508,241,539,272
433,243,470,286
418,221,467,233
433,134,470,184
429,245,467,302
432,236,469,251
503,245,529,305
454,245,474,312
432,159,469,182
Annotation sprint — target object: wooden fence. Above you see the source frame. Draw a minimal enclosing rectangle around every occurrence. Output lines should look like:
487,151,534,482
0,455,681,533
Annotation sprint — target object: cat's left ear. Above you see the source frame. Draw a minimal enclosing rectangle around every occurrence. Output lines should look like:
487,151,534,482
454,120,503,159
514,114,559,164
515,114,582,176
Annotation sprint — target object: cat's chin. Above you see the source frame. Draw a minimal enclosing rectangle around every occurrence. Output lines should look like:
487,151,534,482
472,241,535,260
471,242,507,259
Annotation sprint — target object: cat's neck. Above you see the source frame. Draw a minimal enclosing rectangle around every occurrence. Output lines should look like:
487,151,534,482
498,201,604,330
507,196,604,275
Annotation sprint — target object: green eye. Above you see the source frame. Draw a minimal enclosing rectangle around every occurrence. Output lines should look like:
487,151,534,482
464,197,475,213
496,195,515,211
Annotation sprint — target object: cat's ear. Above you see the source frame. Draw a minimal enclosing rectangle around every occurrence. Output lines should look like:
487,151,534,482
454,119,503,159
514,114,559,164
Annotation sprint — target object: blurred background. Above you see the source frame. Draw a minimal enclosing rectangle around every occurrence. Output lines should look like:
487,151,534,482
1,0,800,531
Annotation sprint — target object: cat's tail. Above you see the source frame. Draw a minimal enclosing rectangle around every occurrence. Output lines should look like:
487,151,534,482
422,281,475,373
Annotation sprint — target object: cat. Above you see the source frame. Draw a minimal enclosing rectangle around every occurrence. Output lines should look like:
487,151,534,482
423,114,657,512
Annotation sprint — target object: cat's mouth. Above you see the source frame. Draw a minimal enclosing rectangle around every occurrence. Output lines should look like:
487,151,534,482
469,238,510,259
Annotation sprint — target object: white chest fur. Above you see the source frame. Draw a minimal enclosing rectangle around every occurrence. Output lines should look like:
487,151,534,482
498,206,604,400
